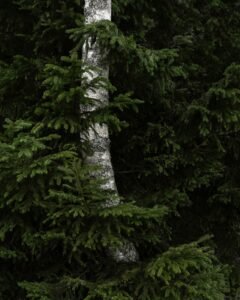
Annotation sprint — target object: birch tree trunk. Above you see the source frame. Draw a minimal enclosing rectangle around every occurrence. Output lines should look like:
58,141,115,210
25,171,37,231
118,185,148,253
82,0,138,262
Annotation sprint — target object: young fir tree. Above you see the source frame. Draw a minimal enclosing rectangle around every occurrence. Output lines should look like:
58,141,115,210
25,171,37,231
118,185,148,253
0,0,235,299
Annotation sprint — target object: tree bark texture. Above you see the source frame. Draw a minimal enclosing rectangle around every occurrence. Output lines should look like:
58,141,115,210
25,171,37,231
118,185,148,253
82,0,138,262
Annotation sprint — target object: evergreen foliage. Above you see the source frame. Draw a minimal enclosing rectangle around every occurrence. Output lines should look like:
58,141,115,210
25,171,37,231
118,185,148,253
0,0,239,298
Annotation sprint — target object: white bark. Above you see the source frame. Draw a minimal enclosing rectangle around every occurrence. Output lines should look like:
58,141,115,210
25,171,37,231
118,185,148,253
82,0,138,262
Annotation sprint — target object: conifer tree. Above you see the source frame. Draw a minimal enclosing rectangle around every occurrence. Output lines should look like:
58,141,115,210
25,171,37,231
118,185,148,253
0,0,235,299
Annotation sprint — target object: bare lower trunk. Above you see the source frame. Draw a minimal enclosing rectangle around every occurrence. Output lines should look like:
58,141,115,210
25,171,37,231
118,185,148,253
82,0,138,262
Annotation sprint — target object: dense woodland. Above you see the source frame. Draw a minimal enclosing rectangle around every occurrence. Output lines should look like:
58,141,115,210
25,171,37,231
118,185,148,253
1,0,240,299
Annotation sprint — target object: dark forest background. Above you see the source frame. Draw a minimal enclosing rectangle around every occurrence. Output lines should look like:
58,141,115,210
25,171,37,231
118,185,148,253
1,0,240,299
